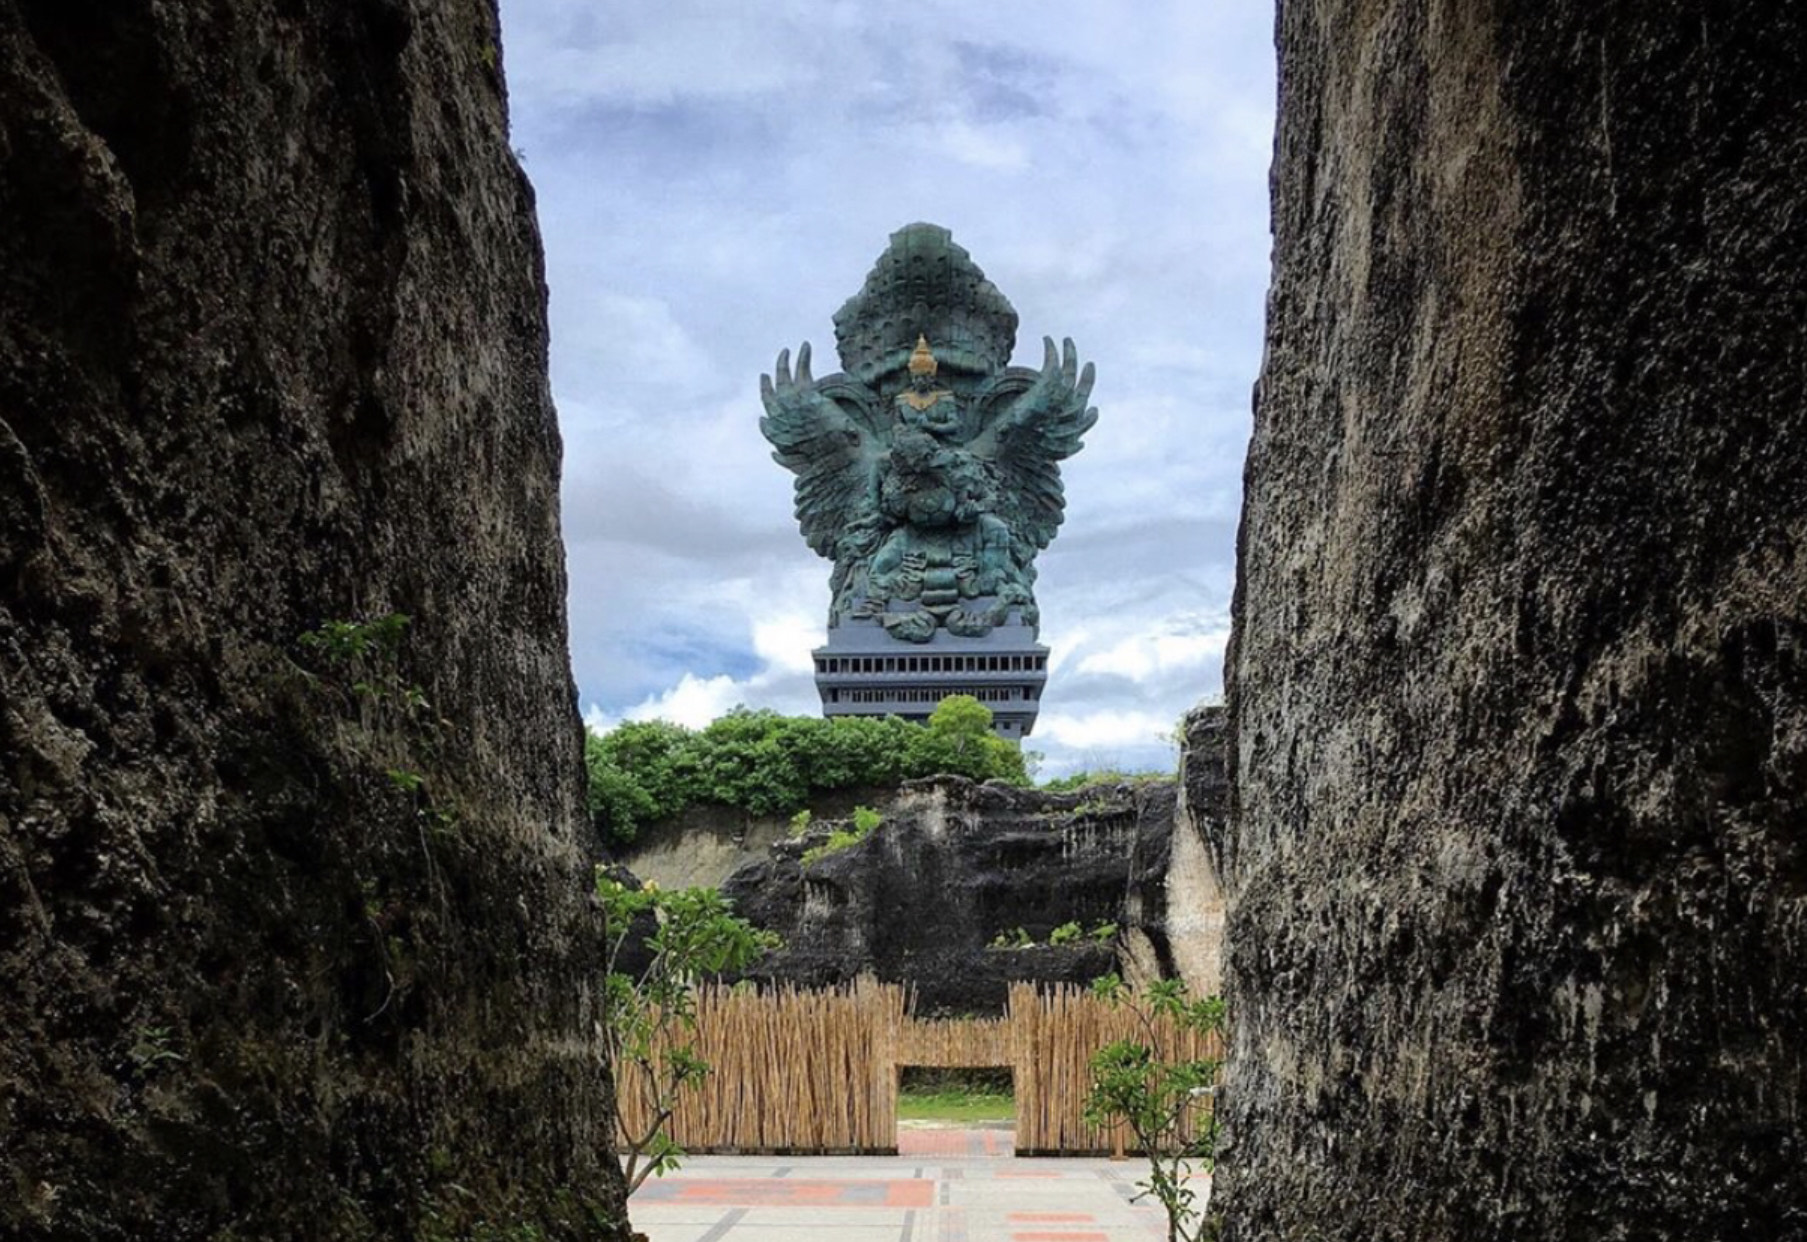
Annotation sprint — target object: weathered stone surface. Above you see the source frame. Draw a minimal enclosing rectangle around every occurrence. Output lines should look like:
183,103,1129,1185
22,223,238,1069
0,4,625,1239
1131,703,1225,995
611,786,899,892
720,777,1182,1016
1222,5,1806,1239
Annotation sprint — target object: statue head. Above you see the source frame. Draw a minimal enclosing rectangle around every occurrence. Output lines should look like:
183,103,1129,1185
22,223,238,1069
908,335,938,391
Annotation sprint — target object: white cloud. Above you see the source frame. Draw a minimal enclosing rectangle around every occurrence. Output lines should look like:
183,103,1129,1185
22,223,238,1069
750,609,821,676
937,119,1030,171
1077,628,1229,682
1033,715,1185,762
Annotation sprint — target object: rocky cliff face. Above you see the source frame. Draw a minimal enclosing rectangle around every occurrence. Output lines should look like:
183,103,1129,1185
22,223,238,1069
1223,4,1805,1239
721,777,1207,1015
0,4,625,1239
1144,704,1226,995
612,785,900,892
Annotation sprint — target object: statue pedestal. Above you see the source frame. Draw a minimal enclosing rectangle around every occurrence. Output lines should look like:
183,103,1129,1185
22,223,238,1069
812,616,1049,740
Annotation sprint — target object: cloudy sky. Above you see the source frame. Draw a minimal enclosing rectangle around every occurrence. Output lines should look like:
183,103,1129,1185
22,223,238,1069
498,2,1276,778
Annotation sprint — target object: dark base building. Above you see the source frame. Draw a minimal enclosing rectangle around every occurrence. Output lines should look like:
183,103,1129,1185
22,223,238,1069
813,614,1048,739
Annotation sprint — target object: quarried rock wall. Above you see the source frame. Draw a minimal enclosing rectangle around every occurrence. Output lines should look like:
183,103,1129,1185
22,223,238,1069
0,3,625,1237
1154,704,1227,995
722,777,1211,1015
1222,4,1806,1239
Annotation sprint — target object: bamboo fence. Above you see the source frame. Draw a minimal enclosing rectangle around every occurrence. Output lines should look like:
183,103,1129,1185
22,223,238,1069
612,976,1223,1155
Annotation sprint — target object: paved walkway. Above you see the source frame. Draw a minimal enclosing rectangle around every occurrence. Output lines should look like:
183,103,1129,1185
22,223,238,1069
626,1129,1202,1241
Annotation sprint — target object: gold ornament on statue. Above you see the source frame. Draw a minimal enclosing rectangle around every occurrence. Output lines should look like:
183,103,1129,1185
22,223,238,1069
907,334,938,376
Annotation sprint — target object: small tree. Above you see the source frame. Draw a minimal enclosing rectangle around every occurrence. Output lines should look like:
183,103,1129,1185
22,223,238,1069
907,694,1029,784
596,874,775,1193
1083,975,1226,1242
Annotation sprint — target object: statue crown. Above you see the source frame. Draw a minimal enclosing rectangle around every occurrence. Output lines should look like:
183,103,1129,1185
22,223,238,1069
908,335,938,376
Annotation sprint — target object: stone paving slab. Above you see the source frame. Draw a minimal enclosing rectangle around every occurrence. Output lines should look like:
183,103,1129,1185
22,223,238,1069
626,1131,1198,1242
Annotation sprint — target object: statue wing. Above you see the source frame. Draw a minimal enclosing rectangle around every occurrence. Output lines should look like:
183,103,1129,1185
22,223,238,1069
968,336,1098,552
759,341,885,558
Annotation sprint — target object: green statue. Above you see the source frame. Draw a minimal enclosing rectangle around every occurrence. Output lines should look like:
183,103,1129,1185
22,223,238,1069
760,223,1097,642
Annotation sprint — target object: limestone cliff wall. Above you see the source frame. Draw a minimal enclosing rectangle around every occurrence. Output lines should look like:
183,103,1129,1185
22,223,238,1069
721,777,1208,1015
612,785,899,892
0,3,625,1238
1157,704,1226,996
1222,4,1805,1239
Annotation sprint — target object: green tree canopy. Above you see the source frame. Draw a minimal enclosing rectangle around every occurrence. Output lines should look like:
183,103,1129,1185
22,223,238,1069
584,697,1026,844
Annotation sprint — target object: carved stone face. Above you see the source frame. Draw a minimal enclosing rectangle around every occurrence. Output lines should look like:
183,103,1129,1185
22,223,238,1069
910,369,936,392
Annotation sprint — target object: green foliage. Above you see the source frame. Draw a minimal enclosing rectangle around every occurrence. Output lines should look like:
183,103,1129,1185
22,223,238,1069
298,613,435,740
988,926,1033,950
1042,767,1171,793
299,614,462,858
298,611,410,666
801,805,882,865
1084,974,1226,1242
596,875,776,1194
906,695,1027,785
126,1026,184,1077
583,719,696,843
788,808,813,835
989,919,1115,950
584,700,1029,846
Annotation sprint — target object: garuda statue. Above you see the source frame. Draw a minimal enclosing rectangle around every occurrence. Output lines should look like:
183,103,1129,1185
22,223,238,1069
760,223,1097,643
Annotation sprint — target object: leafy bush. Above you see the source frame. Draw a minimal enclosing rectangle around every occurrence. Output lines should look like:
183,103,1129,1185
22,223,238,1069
1049,921,1083,946
596,875,776,1192
583,719,695,844
1084,975,1226,1242
585,697,1028,845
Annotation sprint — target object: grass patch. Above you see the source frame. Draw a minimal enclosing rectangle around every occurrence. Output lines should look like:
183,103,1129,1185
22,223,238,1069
896,1089,1015,1124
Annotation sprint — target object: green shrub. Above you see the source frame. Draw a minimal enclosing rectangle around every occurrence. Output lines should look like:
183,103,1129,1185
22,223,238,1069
1084,975,1226,1242
585,699,1028,846
1049,921,1083,946
596,876,775,1193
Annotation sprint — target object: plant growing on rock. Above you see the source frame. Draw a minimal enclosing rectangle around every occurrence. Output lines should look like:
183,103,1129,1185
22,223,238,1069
596,875,775,1193
298,613,431,739
1084,974,1226,1242
800,804,882,865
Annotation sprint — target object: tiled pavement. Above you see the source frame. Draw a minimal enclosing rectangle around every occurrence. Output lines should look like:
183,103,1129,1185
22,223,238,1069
626,1129,1200,1241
